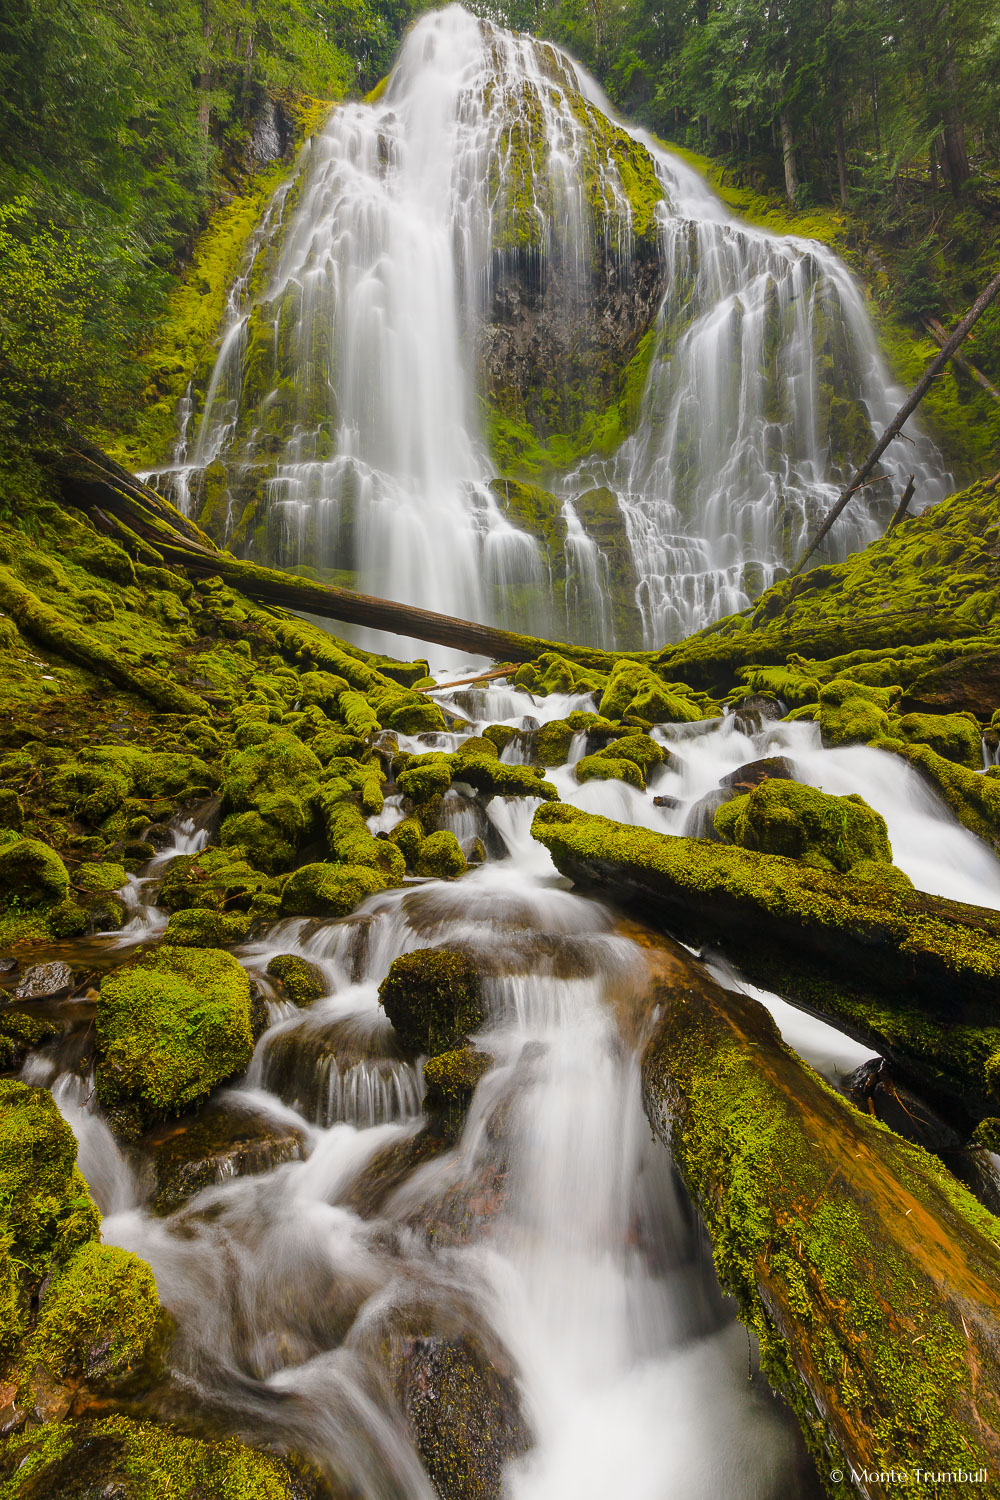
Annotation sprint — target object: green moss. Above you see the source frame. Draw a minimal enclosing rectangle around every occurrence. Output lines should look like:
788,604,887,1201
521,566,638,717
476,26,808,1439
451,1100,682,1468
378,947,484,1058
74,860,127,895
279,860,386,917
714,780,895,877
423,1047,493,1138
415,830,468,880
817,678,894,747
531,718,576,766
159,847,275,914
163,908,252,947
575,753,645,790
320,796,405,882
96,946,254,1131
0,839,69,908
0,1415,312,1500
0,1080,100,1359
598,660,704,723
388,815,424,864
21,1241,160,1390
265,954,326,1006
397,755,455,803
895,711,983,768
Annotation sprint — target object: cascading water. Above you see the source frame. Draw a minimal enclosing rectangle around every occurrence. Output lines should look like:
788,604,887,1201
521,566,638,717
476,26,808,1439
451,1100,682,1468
12,667,998,1496
143,5,950,651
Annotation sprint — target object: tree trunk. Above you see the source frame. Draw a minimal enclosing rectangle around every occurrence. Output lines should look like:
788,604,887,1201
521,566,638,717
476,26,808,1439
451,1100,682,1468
834,109,849,206
636,927,1000,1495
531,801,1000,1132
780,111,798,204
198,0,212,138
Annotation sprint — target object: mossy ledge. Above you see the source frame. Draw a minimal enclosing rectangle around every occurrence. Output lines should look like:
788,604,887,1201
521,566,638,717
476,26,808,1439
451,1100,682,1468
639,931,1000,1497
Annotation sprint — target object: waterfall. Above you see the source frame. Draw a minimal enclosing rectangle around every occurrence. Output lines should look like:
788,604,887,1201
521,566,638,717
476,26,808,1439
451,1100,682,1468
143,4,950,650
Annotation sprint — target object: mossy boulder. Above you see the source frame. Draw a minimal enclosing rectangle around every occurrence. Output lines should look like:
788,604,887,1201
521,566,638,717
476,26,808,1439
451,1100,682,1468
378,947,485,1057
388,816,424,863
221,731,322,811
398,755,455,803
423,1047,493,1137
415,830,468,880
714,780,895,877
163,909,252,947
0,1416,320,1499
0,790,24,831
266,954,326,1006
280,861,386,918
320,796,405,882
158,848,274,914
575,753,645,790
19,1241,160,1397
817,679,897,747
96,947,254,1133
598,660,703,724
895,711,983,768
513,651,607,697
74,861,127,895
531,718,577,766
0,839,69,909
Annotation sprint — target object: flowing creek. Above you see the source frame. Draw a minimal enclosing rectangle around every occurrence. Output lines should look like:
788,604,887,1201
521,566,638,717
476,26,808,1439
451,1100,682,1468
13,675,1000,1497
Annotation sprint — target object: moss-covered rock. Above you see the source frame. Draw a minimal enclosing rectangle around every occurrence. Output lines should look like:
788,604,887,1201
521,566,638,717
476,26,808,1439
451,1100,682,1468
279,861,386,918
0,1416,319,1500
397,755,455,803
0,839,69,909
895,711,983,768
266,954,326,1006
598,660,704,724
423,1047,493,1138
74,861,127,895
19,1241,160,1395
158,847,275,914
96,946,254,1133
0,1081,100,1361
817,678,897,747
531,718,577,766
163,909,252,947
575,753,645,790
714,779,895,877
415,830,468,880
378,947,485,1057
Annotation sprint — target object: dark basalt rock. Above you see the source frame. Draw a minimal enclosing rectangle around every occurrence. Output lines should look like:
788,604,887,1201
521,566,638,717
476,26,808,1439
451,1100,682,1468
730,693,784,733
719,755,796,792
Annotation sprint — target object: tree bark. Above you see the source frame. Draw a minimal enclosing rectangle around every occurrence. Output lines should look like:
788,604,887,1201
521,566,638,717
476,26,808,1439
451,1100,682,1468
921,315,1000,404
636,927,1000,1496
780,111,799,205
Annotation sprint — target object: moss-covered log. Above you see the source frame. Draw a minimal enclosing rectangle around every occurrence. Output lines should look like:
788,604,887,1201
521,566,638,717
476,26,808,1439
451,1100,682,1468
531,803,1000,1130
638,932,1000,1497
56,441,650,670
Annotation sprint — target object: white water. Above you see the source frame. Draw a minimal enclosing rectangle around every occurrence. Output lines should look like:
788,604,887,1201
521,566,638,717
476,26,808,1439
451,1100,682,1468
143,5,949,650
31,676,989,1496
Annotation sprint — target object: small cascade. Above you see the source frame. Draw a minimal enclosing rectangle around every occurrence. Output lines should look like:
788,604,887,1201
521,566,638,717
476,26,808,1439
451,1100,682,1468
141,5,948,649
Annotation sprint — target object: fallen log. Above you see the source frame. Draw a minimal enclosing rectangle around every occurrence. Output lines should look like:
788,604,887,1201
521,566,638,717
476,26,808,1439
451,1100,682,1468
637,930,1000,1499
54,440,648,673
531,803,1000,1131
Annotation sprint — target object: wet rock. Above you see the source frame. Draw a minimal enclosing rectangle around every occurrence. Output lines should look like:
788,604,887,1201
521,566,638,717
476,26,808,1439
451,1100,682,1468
341,1127,450,1218
652,793,680,810
719,755,795,792
844,1058,963,1154
423,1047,494,1140
378,947,485,1057
148,1101,308,1215
259,1011,419,1127
14,961,75,1001
730,693,783,733
902,649,1000,720
266,954,326,1007
0,957,15,974
682,787,736,840
396,1330,531,1499
0,1009,62,1069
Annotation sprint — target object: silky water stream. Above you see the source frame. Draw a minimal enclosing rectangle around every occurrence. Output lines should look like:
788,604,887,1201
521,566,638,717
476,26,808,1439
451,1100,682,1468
20,678,1000,1498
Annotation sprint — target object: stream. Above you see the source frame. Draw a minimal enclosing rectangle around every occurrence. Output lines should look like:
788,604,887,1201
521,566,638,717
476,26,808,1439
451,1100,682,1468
12,674,1000,1497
